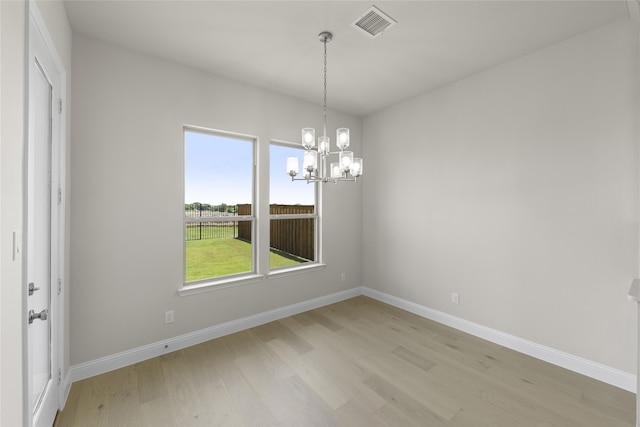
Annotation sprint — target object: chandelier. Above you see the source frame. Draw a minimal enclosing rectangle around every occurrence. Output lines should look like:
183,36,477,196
287,31,363,183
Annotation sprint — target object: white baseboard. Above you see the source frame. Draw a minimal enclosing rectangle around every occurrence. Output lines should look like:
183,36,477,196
70,287,361,383
59,370,72,410
362,287,636,393
70,285,636,394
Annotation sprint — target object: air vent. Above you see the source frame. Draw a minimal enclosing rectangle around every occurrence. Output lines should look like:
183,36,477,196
351,6,397,38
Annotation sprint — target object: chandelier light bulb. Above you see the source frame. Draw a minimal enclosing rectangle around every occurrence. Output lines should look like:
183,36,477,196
302,128,315,149
337,128,350,150
318,136,330,155
330,162,342,178
287,157,299,177
339,151,353,172
351,158,363,177
303,150,318,172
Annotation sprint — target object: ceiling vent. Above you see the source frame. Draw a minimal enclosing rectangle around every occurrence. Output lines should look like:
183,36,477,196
351,6,397,39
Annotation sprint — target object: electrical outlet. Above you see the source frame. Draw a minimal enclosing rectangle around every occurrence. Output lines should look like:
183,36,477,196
341,272,346,282
165,310,174,324
451,292,460,305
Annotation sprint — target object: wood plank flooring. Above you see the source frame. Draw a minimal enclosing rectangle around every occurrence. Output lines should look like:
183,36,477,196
54,296,635,426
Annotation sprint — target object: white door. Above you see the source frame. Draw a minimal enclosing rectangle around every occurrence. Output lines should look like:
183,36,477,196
27,11,62,427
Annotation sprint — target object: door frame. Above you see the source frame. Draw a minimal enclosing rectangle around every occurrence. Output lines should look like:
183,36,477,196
24,2,66,425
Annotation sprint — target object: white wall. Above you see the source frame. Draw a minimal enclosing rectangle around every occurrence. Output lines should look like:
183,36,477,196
363,18,639,375
70,34,363,365
0,2,26,424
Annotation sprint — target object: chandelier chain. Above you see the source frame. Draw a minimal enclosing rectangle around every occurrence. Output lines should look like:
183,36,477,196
323,37,328,137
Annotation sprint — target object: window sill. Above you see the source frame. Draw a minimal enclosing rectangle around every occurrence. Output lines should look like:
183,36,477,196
179,264,326,296
267,263,326,280
179,274,264,296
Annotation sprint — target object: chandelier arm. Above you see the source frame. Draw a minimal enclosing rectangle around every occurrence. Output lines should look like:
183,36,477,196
290,170,358,184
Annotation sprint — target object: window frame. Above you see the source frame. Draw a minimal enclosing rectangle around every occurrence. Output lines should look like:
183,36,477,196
267,139,322,275
181,126,259,293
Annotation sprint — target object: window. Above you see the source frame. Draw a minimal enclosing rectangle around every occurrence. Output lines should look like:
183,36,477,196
184,128,255,283
269,142,318,270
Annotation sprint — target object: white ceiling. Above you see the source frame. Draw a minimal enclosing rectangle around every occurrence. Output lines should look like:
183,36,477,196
63,1,630,117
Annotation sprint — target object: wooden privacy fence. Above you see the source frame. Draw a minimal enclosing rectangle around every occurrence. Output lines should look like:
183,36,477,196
271,204,315,261
237,204,314,261
236,204,252,243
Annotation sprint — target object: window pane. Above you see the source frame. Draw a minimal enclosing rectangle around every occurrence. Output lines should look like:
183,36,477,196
185,220,253,282
185,131,253,215
185,130,254,282
270,144,314,208
269,143,316,269
269,218,314,267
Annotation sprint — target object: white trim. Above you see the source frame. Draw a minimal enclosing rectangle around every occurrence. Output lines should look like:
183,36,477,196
270,213,317,220
27,2,67,425
182,126,259,293
362,287,636,393
267,263,326,279
60,371,71,411
269,139,320,266
70,287,361,382
179,274,264,297
70,286,636,393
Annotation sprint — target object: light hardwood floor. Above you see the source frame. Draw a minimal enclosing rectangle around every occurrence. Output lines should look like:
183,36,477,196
55,296,635,426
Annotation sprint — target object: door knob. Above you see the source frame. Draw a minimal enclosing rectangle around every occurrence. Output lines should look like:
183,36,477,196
28,309,48,324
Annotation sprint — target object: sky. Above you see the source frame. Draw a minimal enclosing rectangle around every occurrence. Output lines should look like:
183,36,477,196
184,131,314,206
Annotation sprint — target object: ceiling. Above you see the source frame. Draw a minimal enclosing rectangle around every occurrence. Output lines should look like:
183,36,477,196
63,1,630,117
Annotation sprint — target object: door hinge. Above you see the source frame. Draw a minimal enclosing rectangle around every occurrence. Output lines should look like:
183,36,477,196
58,98,63,114
57,278,62,296
57,368,62,385
57,188,62,205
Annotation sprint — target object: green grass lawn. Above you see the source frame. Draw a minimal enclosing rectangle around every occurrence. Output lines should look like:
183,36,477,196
186,238,307,282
